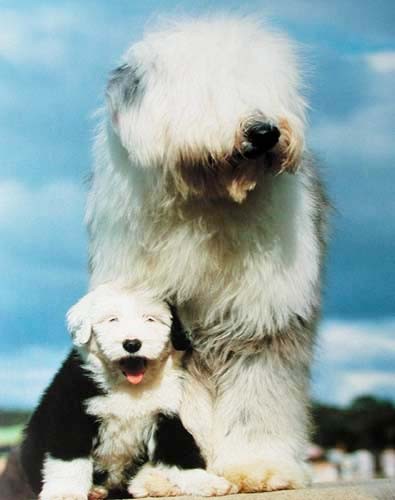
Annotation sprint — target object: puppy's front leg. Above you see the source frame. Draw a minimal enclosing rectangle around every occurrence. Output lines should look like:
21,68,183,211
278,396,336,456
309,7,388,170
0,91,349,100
128,413,235,497
39,455,93,500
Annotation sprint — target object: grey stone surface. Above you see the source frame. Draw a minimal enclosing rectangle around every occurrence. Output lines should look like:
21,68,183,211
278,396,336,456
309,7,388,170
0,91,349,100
138,480,395,500
1,449,393,500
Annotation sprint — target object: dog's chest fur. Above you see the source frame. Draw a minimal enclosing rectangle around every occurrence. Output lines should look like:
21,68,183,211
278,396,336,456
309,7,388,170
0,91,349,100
92,405,153,487
86,368,183,488
89,165,324,346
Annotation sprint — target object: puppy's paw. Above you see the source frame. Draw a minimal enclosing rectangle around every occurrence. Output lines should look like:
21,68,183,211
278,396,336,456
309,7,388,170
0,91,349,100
221,459,310,493
128,469,181,498
173,469,237,496
88,485,109,500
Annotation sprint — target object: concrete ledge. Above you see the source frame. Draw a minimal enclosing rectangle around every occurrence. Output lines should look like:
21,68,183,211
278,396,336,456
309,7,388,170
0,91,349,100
140,481,395,500
1,450,394,500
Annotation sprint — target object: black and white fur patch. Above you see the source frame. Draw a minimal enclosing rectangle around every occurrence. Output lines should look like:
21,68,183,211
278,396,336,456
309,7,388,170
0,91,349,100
21,351,203,498
20,285,205,499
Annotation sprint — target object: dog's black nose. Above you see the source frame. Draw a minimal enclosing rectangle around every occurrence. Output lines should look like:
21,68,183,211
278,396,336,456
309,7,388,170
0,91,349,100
123,339,142,353
243,122,280,159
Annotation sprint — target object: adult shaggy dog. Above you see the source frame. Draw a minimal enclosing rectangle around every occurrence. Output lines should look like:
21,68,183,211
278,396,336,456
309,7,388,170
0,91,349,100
87,16,328,493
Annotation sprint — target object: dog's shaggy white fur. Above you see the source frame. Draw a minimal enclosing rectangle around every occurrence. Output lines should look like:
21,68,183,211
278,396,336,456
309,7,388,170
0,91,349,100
87,16,329,493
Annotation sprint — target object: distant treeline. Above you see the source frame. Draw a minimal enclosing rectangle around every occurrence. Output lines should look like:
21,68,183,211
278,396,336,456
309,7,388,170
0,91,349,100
1,395,395,452
313,395,395,451
0,410,31,427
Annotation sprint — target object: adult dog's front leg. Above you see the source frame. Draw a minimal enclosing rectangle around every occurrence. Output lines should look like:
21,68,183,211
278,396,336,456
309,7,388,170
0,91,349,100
210,334,312,492
128,464,235,497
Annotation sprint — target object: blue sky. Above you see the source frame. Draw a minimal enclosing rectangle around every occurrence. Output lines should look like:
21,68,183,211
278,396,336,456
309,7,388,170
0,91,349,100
0,0,394,408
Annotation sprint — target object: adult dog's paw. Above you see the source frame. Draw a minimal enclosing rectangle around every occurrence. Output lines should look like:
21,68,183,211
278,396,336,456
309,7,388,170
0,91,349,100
129,466,237,497
221,459,310,493
128,468,181,498
174,469,237,497
88,485,109,500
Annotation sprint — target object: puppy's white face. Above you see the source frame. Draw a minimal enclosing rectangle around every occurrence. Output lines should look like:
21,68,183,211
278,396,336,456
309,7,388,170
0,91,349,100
67,285,173,386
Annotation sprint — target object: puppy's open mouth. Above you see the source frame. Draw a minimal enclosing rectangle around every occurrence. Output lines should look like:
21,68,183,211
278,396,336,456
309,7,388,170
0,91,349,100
119,356,147,385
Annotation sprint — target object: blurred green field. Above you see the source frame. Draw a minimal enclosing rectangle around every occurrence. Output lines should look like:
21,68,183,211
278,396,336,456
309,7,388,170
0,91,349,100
0,411,30,459
0,424,24,447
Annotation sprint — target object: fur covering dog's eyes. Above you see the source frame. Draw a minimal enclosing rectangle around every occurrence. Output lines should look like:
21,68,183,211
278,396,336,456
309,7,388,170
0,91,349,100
108,317,119,323
144,316,156,323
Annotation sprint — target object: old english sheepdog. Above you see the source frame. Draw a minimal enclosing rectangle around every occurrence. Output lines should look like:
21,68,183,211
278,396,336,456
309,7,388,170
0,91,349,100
87,15,329,493
21,284,234,499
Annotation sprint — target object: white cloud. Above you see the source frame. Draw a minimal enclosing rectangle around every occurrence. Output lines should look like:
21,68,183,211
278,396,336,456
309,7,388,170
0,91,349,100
265,0,394,39
0,345,68,408
0,179,85,231
0,6,77,66
366,51,395,73
311,102,395,164
313,319,395,406
0,179,86,253
339,371,395,403
319,319,395,364
0,179,87,311
310,52,395,165
0,4,135,70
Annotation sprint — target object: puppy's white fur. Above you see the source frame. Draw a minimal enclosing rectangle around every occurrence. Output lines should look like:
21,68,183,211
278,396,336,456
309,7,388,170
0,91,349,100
39,285,181,497
66,284,231,497
67,284,175,390
40,456,92,500
87,16,329,492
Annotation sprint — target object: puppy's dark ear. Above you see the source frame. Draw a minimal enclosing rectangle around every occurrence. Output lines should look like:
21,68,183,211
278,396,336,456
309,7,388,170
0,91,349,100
169,304,192,351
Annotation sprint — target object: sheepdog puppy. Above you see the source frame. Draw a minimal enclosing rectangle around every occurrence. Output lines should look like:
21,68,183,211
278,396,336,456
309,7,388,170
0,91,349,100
87,15,329,493
21,284,234,499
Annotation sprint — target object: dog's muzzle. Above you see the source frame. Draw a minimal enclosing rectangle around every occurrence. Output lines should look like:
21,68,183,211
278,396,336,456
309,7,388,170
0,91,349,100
173,119,282,203
122,338,142,353
119,356,147,385
239,121,280,160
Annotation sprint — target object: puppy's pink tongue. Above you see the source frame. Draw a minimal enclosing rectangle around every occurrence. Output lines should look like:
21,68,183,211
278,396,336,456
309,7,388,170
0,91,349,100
126,372,144,385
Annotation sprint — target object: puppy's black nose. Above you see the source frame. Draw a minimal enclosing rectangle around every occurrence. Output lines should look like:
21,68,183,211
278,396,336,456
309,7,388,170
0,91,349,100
243,122,280,159
123,339,142,353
